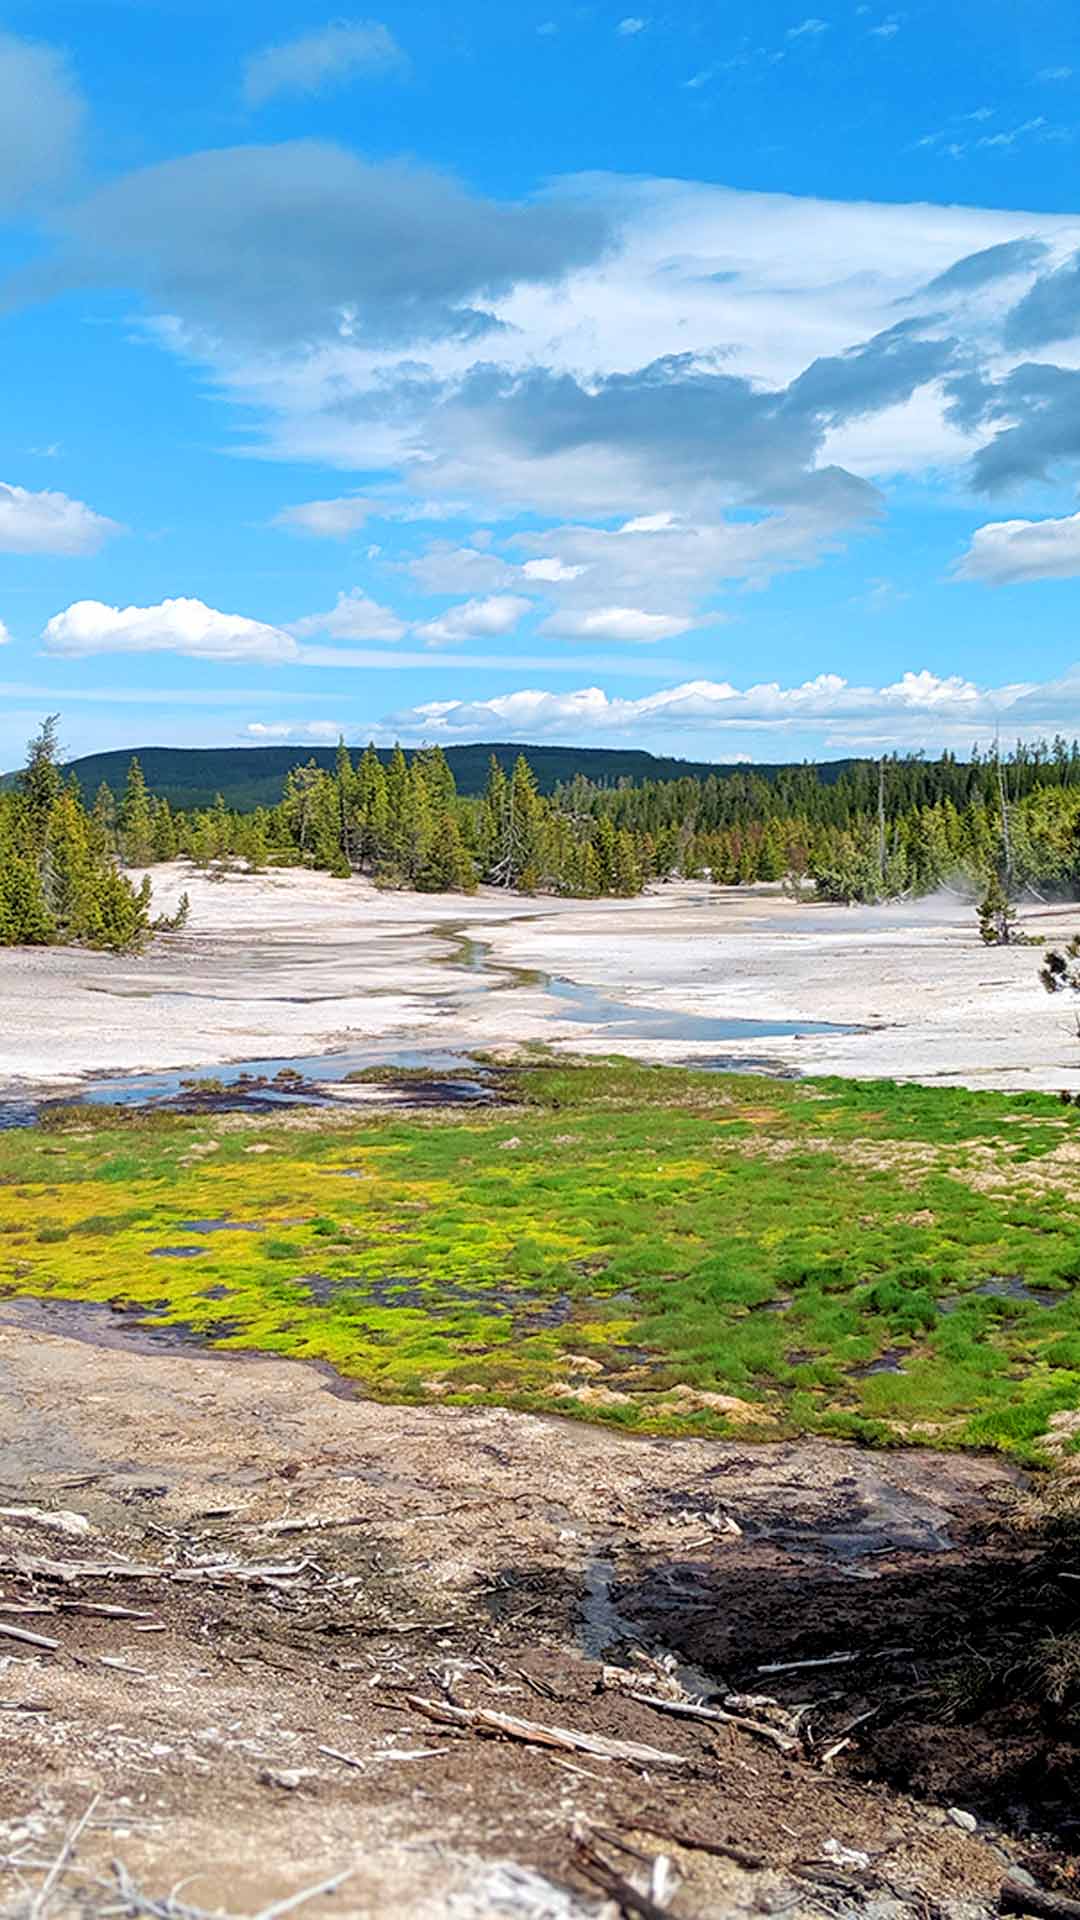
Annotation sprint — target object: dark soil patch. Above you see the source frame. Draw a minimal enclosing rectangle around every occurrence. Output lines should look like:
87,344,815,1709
615,1502,1080,1857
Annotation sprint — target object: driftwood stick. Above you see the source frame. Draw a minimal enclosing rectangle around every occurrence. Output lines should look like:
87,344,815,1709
405,1695,688,1767
629,1690,800,1754
0,1620,60,1652
1001,1877,1080,1920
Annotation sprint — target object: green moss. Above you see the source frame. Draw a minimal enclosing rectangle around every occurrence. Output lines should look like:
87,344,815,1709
5,1056,1080,1459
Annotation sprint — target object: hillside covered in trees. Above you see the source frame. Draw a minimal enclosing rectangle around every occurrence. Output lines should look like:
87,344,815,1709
40,741,773,812
95,733,1080,905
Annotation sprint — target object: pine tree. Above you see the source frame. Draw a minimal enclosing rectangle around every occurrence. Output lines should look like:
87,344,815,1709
119,757,154,866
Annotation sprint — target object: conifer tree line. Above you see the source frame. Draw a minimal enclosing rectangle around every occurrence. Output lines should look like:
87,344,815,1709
90,734,1080,906
12,724,1080,953
0,718,151,950
97,743,651,897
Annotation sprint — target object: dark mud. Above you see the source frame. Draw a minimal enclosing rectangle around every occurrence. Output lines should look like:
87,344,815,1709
608,1464,1080,1854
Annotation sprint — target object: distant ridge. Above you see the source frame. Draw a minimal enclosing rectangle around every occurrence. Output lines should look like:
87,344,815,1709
24,742,852,812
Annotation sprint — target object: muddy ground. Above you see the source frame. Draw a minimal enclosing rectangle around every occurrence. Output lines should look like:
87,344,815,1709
1,1308,1077,1919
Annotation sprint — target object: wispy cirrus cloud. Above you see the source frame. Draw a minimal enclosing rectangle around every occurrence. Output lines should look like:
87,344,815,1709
274,495,377,537
0,30,85,210
243,19,406,106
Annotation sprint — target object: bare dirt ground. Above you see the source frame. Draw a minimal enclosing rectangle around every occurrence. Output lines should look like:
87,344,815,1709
3,865,1080,1096
1,1307,1076,1919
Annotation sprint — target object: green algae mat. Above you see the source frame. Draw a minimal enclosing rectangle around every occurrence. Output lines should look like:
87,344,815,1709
5,1057,1080,1461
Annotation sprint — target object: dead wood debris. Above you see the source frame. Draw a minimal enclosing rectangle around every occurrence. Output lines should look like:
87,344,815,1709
405,1695,689,1767
627,1689,801,1755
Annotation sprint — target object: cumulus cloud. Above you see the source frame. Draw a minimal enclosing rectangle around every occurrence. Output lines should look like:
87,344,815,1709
291,588,407,642
413,593,531,647
43,598,299,664
617,17,647,34
26,143,611,350
0,481,121,555
243,20,406,106
538,605,696,643
956,510,1080,584
274,495,376,537
0,31,84,211
384,666,1043,749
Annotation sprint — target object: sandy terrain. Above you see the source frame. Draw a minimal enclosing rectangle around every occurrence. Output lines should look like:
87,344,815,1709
4,864,1080,1095
0,1303,1062,1920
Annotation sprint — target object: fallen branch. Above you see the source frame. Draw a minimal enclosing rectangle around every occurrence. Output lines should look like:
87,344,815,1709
316,1745,366,1773
629,1690,800,1754
1001,1877,1080,1920
629,1816,765,1872
0,1620,60,1652
406,1695,688,1767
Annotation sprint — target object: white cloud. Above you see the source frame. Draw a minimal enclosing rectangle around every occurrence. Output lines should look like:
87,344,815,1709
956,511,1080,585
274,495,376,537
869,16,902,37
243,20,406,105
385,665,1049,748
43,598,299,664
522,557,587,582
538,605,697,643
619,512,677,533
1037,66,1073,82
291,588,408,642
408,543,519,594
246,721,345,742
617,17,648,34
0,31,84,209
0,619,10,646
0,481,121,555
787,18,829,37
413,593,532,647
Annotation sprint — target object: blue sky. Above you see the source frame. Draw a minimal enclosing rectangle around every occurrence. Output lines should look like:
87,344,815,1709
4,1,1080,764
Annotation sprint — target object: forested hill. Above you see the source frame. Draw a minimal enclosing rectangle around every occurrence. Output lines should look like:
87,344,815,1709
43,742,838,812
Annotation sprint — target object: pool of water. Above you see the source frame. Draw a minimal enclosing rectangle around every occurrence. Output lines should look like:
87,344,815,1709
545,973,860,1042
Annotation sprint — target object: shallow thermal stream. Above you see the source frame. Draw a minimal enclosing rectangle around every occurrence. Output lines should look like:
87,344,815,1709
0,920,862,1127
